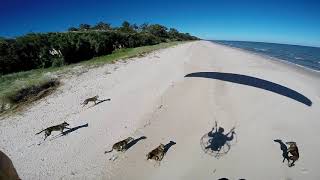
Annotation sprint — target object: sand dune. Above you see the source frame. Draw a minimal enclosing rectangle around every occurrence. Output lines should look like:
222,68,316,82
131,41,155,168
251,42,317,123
1,41,320,179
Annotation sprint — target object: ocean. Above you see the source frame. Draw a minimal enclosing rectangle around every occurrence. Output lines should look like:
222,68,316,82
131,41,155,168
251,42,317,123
213,40,320,71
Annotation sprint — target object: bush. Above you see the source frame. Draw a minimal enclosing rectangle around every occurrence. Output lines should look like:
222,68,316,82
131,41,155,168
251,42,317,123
0,21,199,75
8,78,60,104
51,57,64,67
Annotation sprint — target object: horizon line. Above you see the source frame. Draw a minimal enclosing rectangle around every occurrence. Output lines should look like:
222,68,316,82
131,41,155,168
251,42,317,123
207,39,320,48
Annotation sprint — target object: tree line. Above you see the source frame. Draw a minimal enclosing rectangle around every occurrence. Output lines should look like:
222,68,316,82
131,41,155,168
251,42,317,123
0,21,199,75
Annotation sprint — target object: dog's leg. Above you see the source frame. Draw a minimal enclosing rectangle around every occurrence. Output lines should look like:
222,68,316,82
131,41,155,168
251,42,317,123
109,154,118,161
287,159,292,167
154,161,161,167
44,134,48,141
44,131,50,141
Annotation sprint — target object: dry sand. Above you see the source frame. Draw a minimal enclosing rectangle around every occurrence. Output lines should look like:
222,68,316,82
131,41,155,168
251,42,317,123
1,41,320,180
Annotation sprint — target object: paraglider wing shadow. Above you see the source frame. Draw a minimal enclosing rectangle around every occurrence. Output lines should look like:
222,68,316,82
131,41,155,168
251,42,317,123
185,72,312,106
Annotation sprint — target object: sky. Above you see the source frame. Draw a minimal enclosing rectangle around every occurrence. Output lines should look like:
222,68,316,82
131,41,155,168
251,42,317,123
0,0,320,47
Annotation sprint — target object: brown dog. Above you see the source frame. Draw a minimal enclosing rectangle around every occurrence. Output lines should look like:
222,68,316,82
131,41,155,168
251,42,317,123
146,144,165,166
286,142,299,167
105,137,134,154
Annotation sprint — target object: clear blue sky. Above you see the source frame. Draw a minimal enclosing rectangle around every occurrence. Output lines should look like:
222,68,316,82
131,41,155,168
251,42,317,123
1,0,319,47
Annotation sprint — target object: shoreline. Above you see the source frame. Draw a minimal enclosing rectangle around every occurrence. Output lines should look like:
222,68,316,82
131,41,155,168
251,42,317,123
106,41,320,180
0,41,319,179
211,41,320,74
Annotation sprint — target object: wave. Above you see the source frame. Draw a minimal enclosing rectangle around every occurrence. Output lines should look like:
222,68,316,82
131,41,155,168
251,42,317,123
254,48,268,52
294,57,303,60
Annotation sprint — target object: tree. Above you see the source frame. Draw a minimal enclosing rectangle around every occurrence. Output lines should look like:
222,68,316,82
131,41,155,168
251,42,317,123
139,23,149,32
119,21,135,33
0,21,199,75
131,23,139,31
147,24,168,39
168,28,180,39
68,27,78,31
93,22,111,31
0,39,17,74
79,24,91,31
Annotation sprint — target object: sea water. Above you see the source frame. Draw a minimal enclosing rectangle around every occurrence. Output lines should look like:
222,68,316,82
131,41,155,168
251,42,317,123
213,40,320,71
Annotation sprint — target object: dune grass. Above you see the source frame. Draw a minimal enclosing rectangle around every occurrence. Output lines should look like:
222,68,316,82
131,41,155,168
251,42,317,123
83,41,183,66
0,41,185,114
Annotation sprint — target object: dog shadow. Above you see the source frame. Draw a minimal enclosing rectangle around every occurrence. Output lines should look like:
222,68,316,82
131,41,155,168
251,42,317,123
126,136,147,150
40,123,88,144
62,123,89,135
90,98,111,108
274,139,289,163
164,141,176,154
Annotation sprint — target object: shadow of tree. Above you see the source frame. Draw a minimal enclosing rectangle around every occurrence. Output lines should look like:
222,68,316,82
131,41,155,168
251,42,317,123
185,72,312,106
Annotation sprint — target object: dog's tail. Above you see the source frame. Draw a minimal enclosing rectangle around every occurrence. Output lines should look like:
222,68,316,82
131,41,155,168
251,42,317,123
35,129,45,135
104,149,113,154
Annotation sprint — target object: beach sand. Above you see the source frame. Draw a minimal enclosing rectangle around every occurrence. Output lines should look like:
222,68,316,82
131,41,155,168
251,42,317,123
1,41,319,179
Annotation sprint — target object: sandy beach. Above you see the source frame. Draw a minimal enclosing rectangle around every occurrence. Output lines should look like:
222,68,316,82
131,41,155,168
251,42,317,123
1,40,320,180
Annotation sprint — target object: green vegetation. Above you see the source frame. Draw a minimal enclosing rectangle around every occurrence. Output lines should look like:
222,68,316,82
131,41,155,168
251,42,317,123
85,41,183,66
0,41,186,114
0,21,199,75
0,20,198,114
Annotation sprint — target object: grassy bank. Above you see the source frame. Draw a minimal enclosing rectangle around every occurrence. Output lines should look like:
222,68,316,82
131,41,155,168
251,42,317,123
0,41,186,114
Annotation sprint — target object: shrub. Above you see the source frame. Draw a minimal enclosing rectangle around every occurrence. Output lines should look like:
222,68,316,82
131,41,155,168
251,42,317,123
0,21,199,75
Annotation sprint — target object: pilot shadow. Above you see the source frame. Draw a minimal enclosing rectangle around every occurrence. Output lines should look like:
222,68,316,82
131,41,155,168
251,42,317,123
200,121,236,158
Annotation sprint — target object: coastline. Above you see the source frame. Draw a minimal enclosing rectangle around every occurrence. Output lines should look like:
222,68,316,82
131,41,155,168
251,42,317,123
0,40,319,179
212,40,320,74
106,41,320,180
